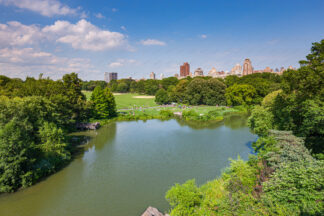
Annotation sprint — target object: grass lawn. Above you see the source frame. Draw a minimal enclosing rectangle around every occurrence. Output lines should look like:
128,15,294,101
119,105,238,116
82,91,157,110
114,93,157,109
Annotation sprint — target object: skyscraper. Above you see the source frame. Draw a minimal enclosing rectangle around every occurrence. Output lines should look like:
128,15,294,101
180,62,190,77
150,72,156,80
105,72,118,82
231,63,242,75
194,68,204,76
243,59,253,76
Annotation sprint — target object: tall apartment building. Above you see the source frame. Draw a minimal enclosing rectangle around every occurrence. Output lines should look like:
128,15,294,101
180,62,190,77
194,68,204,76
104,72,118,82
231,63,242,75
243,59,253,76
150,72,156,80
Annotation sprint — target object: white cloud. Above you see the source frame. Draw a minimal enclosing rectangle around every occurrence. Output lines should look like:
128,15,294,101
42,19,128,51
109,62,123,68
0,19,129,51
0,0,78,17
95,13,105,19
120,26,127,31
0,47,95,79
140,39,166,46
0,21,44,47
200,34,207,39
108,59,137,68
112,8,117,12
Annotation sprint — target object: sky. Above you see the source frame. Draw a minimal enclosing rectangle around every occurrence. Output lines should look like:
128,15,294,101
0,0,323,80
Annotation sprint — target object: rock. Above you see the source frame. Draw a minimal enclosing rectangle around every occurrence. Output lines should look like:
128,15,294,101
173,112,182,117
141,206,168,216
76,122,100,130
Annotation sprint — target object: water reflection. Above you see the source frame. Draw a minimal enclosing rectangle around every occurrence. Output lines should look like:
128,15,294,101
223,113,250,129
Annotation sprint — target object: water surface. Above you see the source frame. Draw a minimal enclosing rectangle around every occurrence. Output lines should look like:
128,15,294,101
0,117,257,216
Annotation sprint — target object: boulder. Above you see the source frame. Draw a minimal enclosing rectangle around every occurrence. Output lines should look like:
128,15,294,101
141,206,168,216
76,122,101,130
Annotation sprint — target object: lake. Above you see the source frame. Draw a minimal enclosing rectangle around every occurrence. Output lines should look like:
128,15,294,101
0,115,257,216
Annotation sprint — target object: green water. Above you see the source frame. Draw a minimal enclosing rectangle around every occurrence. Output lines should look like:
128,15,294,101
0,117,257,216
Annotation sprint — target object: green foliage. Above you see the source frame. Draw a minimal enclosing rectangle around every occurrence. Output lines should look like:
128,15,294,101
0,96,75,192
0,119,35,192
225,84,257,106
81,80,107,91
186,78,226,106
261,90,282,108
166,179,202,216
155,89,170,105
263,160,324,215
91,86,117,119
248,105,274,136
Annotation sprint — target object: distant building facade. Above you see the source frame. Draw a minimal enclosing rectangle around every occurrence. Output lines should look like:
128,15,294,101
208,67,217,77
180,62,190,77
105,72,118,82
150,72,156,80
243,59,253,76
231,63,242,76
194,68,204,77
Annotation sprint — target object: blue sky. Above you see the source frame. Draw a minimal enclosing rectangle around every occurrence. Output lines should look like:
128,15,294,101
0,0,323,80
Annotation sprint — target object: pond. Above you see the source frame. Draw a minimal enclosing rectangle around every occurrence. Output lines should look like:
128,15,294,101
0,116,257,216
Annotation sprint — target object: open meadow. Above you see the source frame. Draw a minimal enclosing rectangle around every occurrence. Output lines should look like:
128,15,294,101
82,91,157,110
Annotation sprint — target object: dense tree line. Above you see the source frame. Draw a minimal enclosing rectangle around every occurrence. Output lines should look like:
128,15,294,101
249,39,324,157
0,73,116,192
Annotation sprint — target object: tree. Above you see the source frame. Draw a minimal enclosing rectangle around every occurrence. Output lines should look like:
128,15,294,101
202,78,226,105
116,82,128,93
173,80,189,103
161,77,179,90
144,79,160,95
185,78,206,105
248,105,274,136
225,84,257,106
0,119,35,192
91,86,116,119
155,89,169,105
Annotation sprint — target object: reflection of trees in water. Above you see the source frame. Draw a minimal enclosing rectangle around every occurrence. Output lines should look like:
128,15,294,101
223,113,249,129
89,122,117,150
71,122,117,151
175,114,250,130
176,119,223,130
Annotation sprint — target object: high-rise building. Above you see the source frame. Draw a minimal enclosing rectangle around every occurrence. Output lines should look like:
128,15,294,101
263,67,273,73
105,72,118,82
160,73,164,80
231,63,242,75
194,68,204,77
208,67,217,77
180,62,190,77
243,59,253,76
150,72,156,80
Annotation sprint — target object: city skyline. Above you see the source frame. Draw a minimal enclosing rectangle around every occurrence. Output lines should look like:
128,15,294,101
0,0,323,80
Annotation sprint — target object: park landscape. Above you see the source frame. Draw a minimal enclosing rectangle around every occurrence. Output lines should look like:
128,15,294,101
0,1,323,216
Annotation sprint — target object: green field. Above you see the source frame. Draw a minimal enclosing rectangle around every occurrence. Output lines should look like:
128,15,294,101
114,93,157,109
82,91,157,110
